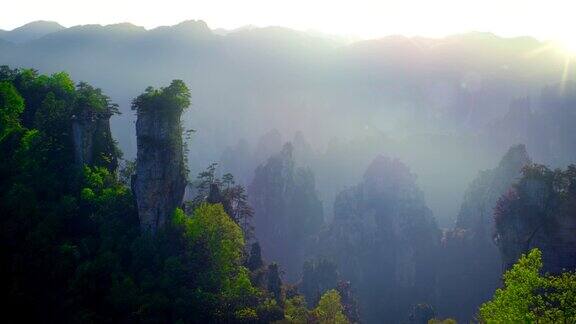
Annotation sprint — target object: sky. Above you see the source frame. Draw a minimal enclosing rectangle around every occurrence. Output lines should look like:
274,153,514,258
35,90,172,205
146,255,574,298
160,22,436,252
1,0,575,44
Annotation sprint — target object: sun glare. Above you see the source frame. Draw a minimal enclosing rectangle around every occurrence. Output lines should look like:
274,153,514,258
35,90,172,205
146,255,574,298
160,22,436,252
556,39,576,56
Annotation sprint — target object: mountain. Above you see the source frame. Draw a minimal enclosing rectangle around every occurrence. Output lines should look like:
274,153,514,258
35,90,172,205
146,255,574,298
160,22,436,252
249,143,324,281
0,21,65,43
1,22,567,162
316,155,440,323
0,20,573,226
436,144,531,321
494,163,576,274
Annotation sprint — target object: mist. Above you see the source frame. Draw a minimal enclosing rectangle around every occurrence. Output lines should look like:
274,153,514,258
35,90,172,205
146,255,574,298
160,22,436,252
1,21,573,227
1,19,576,323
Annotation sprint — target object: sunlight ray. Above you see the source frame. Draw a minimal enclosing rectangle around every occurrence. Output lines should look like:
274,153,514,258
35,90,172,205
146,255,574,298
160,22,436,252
560,56,571,94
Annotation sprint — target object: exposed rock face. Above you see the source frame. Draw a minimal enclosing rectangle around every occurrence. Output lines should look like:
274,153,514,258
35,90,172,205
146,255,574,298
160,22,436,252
71,109,117,170
436,144,530,321
487,83,576,167
436,226,499,321
456,144,531,235
316,155,440,323
300,258,338,307
131,81,189,233
249,142,324,281
494,164,576,274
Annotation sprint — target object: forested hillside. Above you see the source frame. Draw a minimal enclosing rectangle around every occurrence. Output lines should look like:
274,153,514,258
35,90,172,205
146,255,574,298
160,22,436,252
0,67,351,323
2,21,576,227
1,19,576,323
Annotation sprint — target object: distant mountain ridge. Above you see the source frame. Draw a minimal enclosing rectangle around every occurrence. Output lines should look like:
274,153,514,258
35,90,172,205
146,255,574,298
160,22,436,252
0,20,550,48
0,21,65,43
1,19,573,228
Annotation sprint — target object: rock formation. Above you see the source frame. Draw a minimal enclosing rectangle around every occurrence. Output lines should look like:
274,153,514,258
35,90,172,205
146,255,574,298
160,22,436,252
456,144,531,235
249,142,324,281
316,155,440,323
131,80,190,233
436,144,530,321
300,258,338,307
71,108,117,170
494,164,576,274
487,83,576,167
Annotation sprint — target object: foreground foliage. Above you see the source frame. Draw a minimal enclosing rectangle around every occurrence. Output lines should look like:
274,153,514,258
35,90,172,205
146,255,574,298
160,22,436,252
480,248,576,323
282,289,349,324
0,66,352,323
0,67,262,322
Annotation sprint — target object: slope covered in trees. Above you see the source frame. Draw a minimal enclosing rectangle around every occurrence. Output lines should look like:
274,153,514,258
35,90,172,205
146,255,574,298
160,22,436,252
2,39,576,321
494,163,576,274
0,66,351,323
480,248,576,322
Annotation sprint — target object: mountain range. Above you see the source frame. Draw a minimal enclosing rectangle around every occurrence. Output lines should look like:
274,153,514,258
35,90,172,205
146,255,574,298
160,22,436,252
1,20,574,226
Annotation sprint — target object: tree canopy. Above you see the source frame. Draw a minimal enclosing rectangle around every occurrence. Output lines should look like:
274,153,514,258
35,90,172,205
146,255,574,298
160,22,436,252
131,79,191,114
480,248,576,323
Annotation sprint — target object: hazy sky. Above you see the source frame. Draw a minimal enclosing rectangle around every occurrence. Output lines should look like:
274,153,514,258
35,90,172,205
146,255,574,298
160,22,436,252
1,0,575,43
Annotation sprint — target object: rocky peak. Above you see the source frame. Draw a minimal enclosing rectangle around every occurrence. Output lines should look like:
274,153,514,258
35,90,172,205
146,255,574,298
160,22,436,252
249,140,323,281
436,144,531,321
494,164,576,273
71,108,115,170
316,155,439,323
497,144,530,175
456,144,531,232
131,80,190,234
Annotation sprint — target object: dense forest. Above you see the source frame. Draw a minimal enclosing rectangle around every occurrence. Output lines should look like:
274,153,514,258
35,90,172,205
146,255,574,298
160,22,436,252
0,67,355,323
1,19,576,324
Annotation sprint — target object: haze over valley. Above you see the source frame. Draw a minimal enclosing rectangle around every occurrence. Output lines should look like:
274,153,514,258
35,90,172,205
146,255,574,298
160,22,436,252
2,20,574,226
1,7,576,323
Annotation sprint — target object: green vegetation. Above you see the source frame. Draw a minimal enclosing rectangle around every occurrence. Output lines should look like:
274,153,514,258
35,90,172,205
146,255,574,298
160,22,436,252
428,319,457,324
0,66,264,322
480,248,576,323
313,289,349,324
131,79,191,115
0,67,133,322
284,295,310,323
0,66,352,323
0,81,24,140
279,289,350,324
189,163,255,239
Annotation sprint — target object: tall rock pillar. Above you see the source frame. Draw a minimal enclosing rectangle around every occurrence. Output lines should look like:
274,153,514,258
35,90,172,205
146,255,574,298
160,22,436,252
131,80,190,233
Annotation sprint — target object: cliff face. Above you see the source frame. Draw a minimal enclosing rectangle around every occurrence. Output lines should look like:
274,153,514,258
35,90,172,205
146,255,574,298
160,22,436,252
456,144,531,235
71,108,117,170
131,81,190,233
487,83,576,167
436,144,530,321
317,155,440,324
494,164,576,274
249,142,324,281
133,106,186,233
